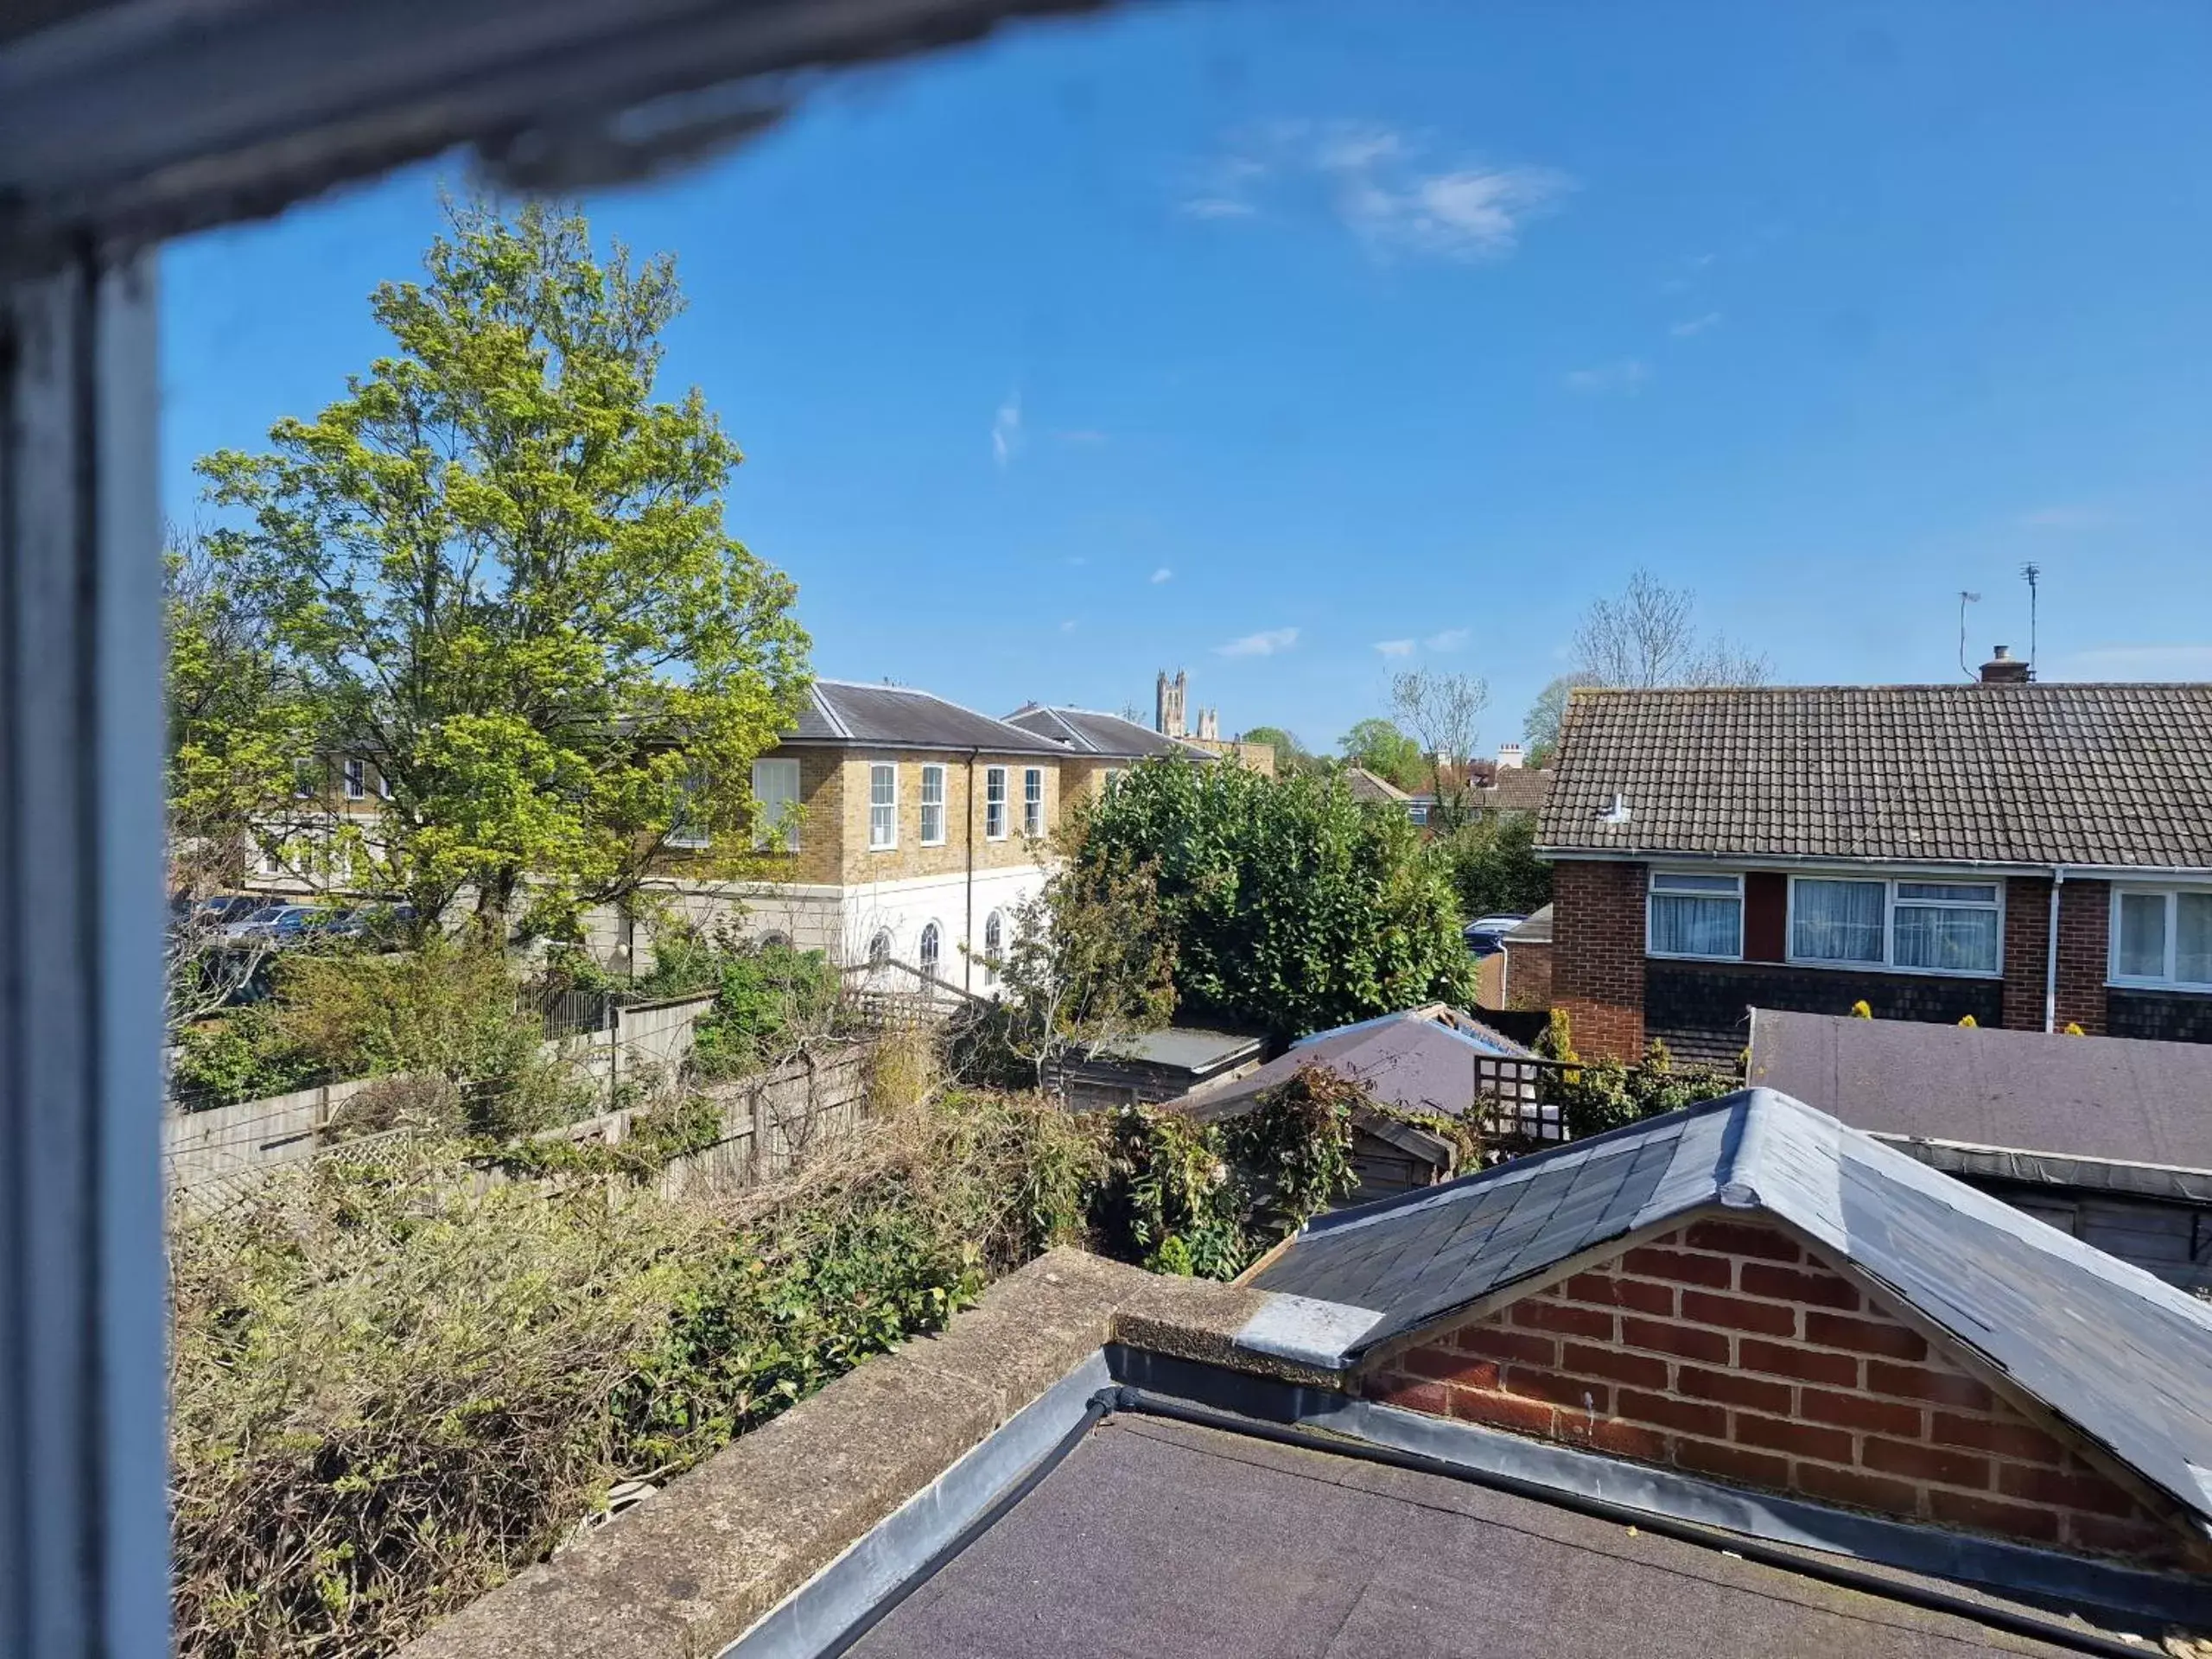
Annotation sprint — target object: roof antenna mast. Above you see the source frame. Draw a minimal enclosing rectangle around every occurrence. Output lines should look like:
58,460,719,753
1957,590,1981,680
2020,563,2041,680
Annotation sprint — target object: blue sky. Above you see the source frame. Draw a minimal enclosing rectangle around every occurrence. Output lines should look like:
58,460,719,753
162,0,2212,758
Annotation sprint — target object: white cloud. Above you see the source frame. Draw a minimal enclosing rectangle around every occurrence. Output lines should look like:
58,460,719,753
1150,567,1174,584
1060,620,1077,633
1564,359,1649,395
2018,505,2109,531
991,391,1022,468
2054,644,2212,680
1182,121,1571,263
1669,311,1724,338
1374,639,1416,658
1424,627,1470,652
1217,626,1300,658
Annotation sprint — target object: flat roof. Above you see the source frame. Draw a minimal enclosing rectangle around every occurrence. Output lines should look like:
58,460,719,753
1101,1027,1266,1073
845,1414,2088,1657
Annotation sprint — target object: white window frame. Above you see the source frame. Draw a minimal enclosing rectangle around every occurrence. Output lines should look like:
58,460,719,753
982,909,1004,988
749,757,800,853
342,757,366,800
2108,884,2212,991
1646,869,1745,962
868,761,898,851
919,763,947,846
918,919,942,981
1022,766,1044,838
984,765,1008,841
1783,874,2005,979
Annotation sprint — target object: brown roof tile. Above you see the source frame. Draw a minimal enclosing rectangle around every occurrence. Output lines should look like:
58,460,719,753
1536,683,2212,869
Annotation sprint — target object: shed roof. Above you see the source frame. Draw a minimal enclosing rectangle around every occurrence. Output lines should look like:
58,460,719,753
1179,1006,1535,1127
1098,1027,1265,1075
1504,903,1554,946
786,681,1072,755
1001,703,1211,760
1249,1088,2212,1531
1536,683,2212,869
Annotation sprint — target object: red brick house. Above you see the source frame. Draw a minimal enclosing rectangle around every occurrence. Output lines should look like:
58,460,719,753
1535,672,2212,1064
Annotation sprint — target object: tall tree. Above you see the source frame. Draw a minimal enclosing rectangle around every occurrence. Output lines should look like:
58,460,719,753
1338,717,1426,791
1569,567,1769,690
1390,668,1490,830
194,200,811,939
1239,724,1317,778
1522,671,1595,767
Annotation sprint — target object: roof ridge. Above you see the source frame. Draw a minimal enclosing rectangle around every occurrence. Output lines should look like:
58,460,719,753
1567,682,2212,696
807,682,852,741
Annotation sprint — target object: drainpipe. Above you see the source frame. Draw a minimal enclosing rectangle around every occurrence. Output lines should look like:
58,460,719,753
964,749,980,995
2044,866,2067,1033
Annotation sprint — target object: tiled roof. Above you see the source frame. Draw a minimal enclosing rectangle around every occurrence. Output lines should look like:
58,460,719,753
1249,1089,2212,1532
786,681,1072,756
1480,766,1554,816
1342,766,1411,804
1001,703,1211,760
1536,683,2212,869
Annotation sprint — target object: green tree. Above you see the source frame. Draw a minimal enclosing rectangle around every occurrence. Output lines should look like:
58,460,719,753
1000,842,1179,1087
1072,759,1471,1039
194,200,810,939
1435,811,1552,921
1522,671,1593,768
1239,724,1316,777
1338,717,1426,791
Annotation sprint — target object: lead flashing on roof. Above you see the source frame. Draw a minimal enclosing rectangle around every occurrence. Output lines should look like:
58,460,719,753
1231,1293,1382,1371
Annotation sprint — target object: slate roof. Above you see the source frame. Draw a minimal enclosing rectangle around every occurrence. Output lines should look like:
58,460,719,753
1179,1006,1535,1127
1747,1007,2212,1179
847,1414,2088,1658
1249,1087,2212,1531
1536,683,2212,869
1001,703,1212,760
785,681,1072,755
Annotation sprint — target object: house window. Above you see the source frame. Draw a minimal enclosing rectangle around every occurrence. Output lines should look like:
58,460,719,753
1647,871,1742,959
2112,888,2212,988
669,770,711,850
985,766,1007,840
868,929,894,969
918,921,941,981
1791,878,1885,964
920,764,947,845
342,758,366,800
1408,804,1428,827
982,910,1004,987
868,763,898,850
1022,767,1044,837
1787,876,2001,976
751,758,801,852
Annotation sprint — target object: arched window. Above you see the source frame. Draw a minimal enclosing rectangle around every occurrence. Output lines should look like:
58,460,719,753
918,920,941,980
758,930,789,950
868,929,893,969
982,911,1003,987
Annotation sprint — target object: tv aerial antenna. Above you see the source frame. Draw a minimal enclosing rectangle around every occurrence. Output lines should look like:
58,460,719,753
2020,563,2042,678
1957,590,1981,679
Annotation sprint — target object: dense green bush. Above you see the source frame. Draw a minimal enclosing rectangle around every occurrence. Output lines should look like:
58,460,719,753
1072,760,1472,1039
1538,1011,1742,1138
690,941,842,1077
1433,810,1552,922
170,1002,323,1107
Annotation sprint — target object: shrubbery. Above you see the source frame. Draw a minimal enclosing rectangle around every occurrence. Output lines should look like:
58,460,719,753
1537,1011,1742,1138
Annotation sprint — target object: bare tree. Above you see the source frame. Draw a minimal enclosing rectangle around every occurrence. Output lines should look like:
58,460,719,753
1570,568,1770,690
1522,672,1596,765
1389,669,1491,830
998,849,1176,1093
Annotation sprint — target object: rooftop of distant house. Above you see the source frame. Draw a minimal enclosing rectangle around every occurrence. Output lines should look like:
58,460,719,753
786,679,1076,755
1001,702,1216,761
1538,677,2212,869
1341,765,1412,804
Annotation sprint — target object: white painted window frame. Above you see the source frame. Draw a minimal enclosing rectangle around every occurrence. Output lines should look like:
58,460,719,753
984,765,1008,841
2107,882,2212,991
1784,874,2004,980
1021,766,1043,837
1645,869,1745,962
868,761,898,851
342,757,366,799
748,757,801,853
919,763,947,846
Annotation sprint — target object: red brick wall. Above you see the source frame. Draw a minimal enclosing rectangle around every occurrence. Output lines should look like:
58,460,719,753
2001,877,2111,1034
2000,876,2053,1033
1553,861,1645,1061
1367,1216,2190,1569
1502,940,1553,1011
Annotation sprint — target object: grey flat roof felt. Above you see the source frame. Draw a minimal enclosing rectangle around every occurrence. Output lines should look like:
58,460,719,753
1101,1027,1265,1073
1001,703,1211,760
1179,1008,1534,1127
785,682,1072,755
1748,1007,2212,1174
848,1415,2084,1657
1249,1089,2212,1531
1537,681,2212,868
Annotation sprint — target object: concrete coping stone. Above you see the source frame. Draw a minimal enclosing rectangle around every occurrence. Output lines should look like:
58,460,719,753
398,1248,1338,1659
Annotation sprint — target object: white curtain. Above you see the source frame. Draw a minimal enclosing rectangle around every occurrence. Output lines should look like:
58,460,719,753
1893,904,1999,973
2118,892,2167,979
1793,880,1885,962
2177,893,2212,984
1650,893,1739,957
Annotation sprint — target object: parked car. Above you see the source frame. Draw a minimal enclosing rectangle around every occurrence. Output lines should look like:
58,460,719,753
1462,914,1527,957
222,902,326,943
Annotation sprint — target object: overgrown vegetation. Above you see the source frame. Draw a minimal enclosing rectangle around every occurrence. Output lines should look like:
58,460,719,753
1433,810,1552,921
1537,1011,1742,1137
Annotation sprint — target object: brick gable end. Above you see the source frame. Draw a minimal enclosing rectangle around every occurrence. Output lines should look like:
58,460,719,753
1367,1216,2191,1570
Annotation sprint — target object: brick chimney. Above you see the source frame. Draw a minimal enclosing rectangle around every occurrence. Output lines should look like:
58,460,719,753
1979,645,2031,684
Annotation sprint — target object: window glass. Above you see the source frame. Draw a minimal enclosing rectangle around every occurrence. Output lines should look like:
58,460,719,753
982,910,1003,986
868,763,897,849
2177,893,2212,985
918,921,941,980
343,758,365,799
1022,767,1044,836
1792,879,1885,963
2118,892,2168,980
868,929,893,968
1892,885,1999,974
919,764,946,845
985,766,1007,839
751,757,800,851
1649,873,1741,958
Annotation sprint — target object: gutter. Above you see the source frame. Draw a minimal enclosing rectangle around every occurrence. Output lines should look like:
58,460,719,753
963,747,980,995
2045,865,2068,1033
1537,848,2212,881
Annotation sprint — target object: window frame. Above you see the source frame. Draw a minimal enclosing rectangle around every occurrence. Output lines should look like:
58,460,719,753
868,761,898,851
750,756,801,853
1645,868,1745,962
342,757,366,800
982,909,1004,988
1022,766,1044,837
918,919,942,980
2108,884,2212,991
984,764,1008,841
919,762,947,846
1783,874,2005,979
